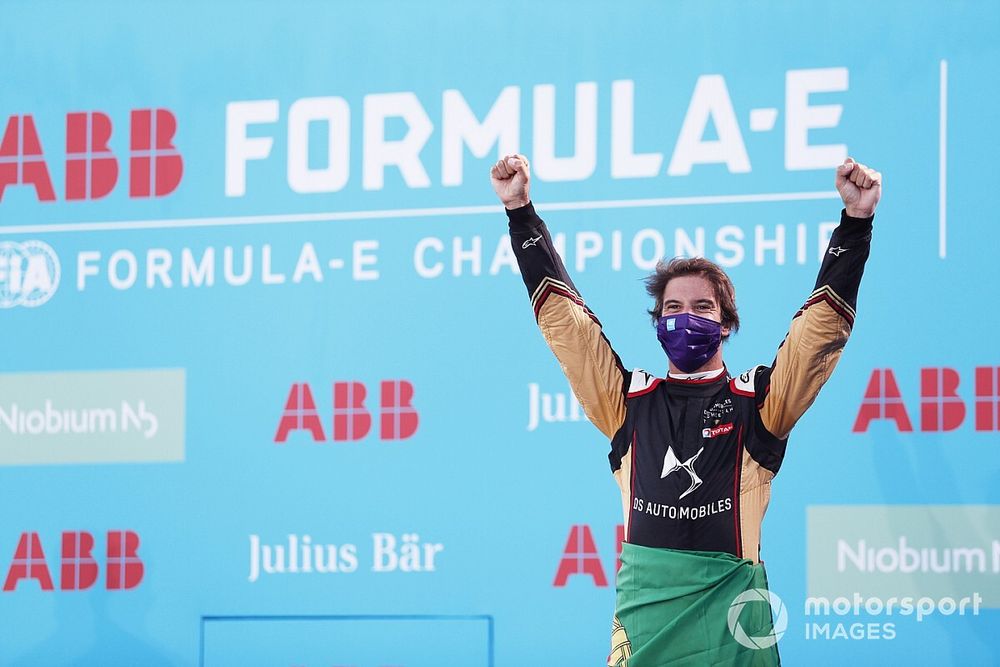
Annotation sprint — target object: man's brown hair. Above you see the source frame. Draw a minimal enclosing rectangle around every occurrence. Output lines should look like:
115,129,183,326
644,257,740,334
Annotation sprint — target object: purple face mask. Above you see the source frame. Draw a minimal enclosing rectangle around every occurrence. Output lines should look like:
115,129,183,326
656,312,723,373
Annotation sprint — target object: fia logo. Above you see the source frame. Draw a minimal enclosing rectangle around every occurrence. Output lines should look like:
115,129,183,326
0,241,59,308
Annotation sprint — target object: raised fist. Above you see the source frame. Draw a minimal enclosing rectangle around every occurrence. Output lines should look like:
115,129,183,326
836,157,882,218
490,154,531,210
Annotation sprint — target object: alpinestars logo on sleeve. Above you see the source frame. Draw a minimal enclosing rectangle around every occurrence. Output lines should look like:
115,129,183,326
660,446,704,499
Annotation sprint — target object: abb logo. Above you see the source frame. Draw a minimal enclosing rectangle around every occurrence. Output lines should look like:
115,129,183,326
853,367,1000,432
275,380,419,443
3,531,144,592
553,524,625,587
0,110,182,202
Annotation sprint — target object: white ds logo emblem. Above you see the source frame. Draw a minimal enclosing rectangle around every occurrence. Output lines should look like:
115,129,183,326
0,241,60,308
660,445,704,499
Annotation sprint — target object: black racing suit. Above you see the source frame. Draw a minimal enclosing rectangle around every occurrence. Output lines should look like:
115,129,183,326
507,202,872,562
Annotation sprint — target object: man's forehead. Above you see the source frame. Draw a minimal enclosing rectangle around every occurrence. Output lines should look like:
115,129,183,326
661,274,718,301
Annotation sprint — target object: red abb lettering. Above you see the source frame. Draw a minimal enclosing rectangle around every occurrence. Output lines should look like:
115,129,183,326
61,531,99,590
976,367,1000,432
130,109,183,198
65,112,118,200
333,381,372,441
1,108,183,204
106,530,144,590
275,382,327,442
275,380,418,443
0,115,56,202
2,532,54,591
3,531,143,592
129,109,184,197
920,368,965,432
553,525,607,587
855,366,1000,433
853,369,914,432
380,380,418,440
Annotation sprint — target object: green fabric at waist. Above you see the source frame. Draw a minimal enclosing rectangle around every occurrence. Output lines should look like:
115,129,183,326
610,542,782,667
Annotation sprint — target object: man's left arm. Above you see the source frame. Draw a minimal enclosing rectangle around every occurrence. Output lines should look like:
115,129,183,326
755,158,882,440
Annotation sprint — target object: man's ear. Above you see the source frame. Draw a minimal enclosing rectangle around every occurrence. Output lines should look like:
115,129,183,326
721,325,731,339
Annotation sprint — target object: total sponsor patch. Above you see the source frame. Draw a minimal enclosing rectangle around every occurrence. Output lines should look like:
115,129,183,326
702,422,734,438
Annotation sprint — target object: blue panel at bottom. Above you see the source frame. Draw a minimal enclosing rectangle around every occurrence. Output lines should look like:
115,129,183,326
201,615,493,667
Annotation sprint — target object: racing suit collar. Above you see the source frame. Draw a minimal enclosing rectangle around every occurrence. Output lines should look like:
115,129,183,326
666,366,727,384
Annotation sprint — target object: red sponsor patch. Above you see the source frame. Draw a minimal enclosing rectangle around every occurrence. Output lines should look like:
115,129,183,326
702,423,734,439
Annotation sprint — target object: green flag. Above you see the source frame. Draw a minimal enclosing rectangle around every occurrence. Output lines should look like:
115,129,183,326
609,543,783,666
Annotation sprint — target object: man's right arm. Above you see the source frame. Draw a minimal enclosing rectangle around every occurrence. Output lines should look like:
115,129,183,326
493,155,628,440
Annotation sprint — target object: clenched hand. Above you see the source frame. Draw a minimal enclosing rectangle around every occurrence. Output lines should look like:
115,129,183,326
836,158,882,218
490,154,531,210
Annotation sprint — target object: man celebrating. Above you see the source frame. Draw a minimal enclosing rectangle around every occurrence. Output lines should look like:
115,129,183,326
491,155,880,665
